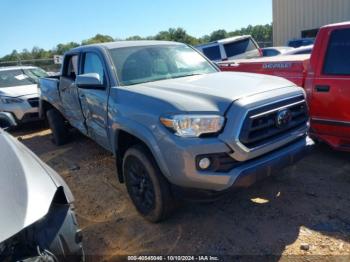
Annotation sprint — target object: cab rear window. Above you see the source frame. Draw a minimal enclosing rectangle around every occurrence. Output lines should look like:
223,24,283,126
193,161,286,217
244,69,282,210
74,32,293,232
224,38,257,58
202,46,221,61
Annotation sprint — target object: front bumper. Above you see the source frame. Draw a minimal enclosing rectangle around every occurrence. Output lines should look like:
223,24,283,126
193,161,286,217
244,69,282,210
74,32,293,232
160,136,313,192
0,95,41,127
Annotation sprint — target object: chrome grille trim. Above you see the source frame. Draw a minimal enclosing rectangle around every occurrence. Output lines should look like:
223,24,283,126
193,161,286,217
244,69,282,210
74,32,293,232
250,100,305,119
238,95,308,149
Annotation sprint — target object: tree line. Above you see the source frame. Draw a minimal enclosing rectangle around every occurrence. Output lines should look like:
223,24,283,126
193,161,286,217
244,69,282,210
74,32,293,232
0,24,272,62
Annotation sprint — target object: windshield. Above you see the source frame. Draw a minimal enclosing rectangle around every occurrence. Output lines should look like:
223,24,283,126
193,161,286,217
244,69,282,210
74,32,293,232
0,68,48,88
23,68,48,82
109,45,218,86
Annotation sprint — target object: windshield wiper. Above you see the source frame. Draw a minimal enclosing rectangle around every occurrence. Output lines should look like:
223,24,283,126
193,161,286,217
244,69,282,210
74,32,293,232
124,73,204,86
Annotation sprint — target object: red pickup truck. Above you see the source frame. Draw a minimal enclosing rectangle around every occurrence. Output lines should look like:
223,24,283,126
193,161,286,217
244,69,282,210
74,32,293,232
219,22,350,152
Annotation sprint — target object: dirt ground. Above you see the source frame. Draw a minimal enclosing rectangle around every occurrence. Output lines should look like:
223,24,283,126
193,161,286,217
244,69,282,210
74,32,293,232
11,123,350,261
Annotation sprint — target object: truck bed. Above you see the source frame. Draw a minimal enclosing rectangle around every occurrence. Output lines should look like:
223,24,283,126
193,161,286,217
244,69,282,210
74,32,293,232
219,54,310,87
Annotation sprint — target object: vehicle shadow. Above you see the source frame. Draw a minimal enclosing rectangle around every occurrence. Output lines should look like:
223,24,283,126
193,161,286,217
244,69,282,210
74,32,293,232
163,144,350,259
9,121,47,135
11,128,350,261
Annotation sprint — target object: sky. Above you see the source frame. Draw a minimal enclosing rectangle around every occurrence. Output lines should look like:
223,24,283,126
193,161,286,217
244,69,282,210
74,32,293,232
0,0,272,57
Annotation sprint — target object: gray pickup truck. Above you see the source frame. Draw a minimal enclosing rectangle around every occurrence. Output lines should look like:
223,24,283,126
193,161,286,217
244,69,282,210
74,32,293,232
40,41,312,222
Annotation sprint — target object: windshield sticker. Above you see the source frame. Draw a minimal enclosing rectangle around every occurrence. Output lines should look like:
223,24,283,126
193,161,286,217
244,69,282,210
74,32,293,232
15,74,29,80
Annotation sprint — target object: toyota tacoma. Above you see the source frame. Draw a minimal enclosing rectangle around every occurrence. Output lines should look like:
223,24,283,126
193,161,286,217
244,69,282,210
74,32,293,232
39,41,312,222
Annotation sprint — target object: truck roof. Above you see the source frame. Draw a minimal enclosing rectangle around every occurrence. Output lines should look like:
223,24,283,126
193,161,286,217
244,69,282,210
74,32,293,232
0,66,37,71
195,35,252,47
321,21,350,29
71,40,184,52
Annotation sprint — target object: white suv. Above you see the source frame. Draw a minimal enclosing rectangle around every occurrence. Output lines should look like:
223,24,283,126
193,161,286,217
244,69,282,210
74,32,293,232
0,66,48,128
195,35,262,62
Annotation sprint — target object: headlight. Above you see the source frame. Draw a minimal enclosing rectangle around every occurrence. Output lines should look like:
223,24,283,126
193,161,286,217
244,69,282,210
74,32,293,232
0,97,24,104
160,114,225,137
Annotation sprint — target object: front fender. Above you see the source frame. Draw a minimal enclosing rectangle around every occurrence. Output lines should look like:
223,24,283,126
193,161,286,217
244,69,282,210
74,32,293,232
110,119,172,179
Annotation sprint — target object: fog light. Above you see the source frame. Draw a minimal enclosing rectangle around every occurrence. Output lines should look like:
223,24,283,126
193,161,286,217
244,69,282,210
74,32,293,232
198,157,211,170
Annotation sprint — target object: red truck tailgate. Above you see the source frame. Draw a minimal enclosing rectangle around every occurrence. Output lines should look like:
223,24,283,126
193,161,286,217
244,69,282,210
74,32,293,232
219,55,310,87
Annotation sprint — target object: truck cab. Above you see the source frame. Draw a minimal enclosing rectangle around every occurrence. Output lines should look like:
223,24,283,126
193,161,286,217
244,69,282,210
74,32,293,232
195,35,262,62
219,22,350,151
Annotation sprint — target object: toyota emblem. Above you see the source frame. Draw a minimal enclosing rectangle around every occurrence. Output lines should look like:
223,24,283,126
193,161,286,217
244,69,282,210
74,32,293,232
276,109,292,128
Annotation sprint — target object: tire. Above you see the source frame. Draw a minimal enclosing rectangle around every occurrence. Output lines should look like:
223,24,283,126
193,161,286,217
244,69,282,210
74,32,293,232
123,144,175,222
46,109,68,146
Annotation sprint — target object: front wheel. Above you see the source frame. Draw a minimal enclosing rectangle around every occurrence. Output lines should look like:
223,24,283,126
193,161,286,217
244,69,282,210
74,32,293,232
123,145,175,222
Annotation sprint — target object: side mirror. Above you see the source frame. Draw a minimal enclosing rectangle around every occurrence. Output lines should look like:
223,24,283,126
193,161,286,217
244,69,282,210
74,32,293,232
76,73,105,89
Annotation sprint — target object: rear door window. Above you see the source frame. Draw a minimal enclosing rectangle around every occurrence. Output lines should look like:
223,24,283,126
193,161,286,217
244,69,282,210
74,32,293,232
323,28,350,76
202,45,221,61
224,38,257,58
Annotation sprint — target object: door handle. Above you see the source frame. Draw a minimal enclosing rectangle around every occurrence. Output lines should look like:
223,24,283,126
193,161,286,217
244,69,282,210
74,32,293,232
79,94,85,99
315,85,330,92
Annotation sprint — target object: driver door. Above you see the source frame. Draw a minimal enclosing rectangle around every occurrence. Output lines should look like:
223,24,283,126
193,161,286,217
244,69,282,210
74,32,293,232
78,51,110,150
59,54,87,134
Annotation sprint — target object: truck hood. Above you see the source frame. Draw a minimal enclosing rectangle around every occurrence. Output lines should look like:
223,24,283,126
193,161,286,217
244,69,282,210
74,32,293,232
126,72,296,113
0,84,38,98
0,130,72,243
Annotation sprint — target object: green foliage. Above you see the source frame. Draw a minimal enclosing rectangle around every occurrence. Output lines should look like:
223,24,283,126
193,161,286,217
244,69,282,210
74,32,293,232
126,35,144,40
228,24,272,44
81,34,114,45
208,30,228,42
0,24,272,62
55,42,80,55
154,28,200,45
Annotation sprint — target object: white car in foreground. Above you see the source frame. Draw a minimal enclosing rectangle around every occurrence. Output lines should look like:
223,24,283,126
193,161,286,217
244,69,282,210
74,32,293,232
0,129,84,261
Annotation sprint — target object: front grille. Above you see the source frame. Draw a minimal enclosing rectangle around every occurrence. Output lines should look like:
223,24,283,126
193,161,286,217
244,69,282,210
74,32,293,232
239,95,308,148
27,98,39,108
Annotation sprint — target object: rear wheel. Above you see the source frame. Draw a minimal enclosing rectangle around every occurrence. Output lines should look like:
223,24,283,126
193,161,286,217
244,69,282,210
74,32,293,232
123,145,175,222
46,109,69,146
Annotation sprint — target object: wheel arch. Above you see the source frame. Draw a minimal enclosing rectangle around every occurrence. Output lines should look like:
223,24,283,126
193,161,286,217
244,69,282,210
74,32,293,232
113,127,171,184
